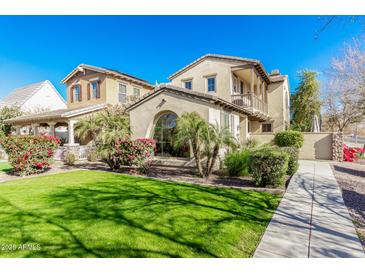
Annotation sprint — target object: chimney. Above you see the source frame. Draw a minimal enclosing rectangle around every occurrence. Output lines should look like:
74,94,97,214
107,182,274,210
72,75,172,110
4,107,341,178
270,69,280,76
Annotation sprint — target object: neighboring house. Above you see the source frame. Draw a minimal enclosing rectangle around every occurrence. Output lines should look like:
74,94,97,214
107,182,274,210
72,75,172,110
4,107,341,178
61,64,154,108
0,80,67,113
127,54,290,157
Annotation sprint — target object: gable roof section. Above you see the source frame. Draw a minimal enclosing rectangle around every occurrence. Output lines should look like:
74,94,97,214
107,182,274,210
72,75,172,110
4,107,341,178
0,80,66,109
168,54,271,84
4,103,107,125
61,64,154,88
126,84,259,117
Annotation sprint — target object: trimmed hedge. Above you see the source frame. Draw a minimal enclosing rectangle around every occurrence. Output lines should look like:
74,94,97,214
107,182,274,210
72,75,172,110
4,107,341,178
0,135,59,176
224,149,250,177
279,146,299,176
249,147,289,187
274,130,304,149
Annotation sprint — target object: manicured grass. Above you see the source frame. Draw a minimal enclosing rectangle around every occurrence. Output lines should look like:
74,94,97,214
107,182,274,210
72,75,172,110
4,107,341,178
0,161,12,173
0,170,281,258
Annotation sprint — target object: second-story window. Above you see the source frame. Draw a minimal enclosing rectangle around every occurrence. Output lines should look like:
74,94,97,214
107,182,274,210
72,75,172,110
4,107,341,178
133,87,141,97
207,76,216,92
183,80,192,90
91,82,98,98
73,85,81,102
118,83,127,103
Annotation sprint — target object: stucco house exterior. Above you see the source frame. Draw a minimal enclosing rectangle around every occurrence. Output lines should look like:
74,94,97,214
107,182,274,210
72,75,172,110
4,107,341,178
0,80,67,113
4,64,154,159
127,54,290,157
5,55,290,159
61,64,154,108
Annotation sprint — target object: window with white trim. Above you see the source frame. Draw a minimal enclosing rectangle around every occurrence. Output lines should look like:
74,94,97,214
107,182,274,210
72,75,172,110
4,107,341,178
118,83,127,103
183,80,192,90
207,76,216,92
73,85,81,102
91,82,98,98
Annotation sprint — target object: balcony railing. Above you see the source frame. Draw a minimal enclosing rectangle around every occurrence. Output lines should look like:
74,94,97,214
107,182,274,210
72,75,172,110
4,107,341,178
231,93,268,114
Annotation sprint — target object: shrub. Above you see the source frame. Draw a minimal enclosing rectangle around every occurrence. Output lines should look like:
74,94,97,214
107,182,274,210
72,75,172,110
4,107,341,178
343,144,364,162
0,135,59,176
87,150,98,162
115,138,156,174
274,130,304,149
65,152,76,166
241,138,258,149
249,147,289,187
224,149,251,177
279,146,299,176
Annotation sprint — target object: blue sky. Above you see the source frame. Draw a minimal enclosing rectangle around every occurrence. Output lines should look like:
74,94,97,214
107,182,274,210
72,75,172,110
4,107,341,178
0,15,363,99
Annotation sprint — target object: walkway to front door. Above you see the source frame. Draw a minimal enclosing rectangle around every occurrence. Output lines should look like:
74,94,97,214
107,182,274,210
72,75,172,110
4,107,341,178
254,160,365,258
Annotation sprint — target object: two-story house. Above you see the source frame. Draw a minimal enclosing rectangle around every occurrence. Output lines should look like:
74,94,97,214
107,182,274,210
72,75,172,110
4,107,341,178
127,54,290,157
62,64,154,108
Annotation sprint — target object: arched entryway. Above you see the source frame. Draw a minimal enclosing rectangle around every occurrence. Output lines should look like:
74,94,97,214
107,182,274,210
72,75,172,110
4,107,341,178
152,112,189,158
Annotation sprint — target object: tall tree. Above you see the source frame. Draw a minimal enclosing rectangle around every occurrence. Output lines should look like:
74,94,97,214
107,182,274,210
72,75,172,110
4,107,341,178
322,39,365,132
0,106,23,136
291,70,321,131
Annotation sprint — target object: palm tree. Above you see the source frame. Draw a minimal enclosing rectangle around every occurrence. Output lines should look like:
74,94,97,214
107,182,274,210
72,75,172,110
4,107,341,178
174,112,236,178
174,112,207,177
74,114,100,145
202,123,236,177
74,106,130,170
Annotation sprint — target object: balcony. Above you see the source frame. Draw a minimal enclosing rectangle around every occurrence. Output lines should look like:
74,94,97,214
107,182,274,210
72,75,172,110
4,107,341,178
231,93,268,118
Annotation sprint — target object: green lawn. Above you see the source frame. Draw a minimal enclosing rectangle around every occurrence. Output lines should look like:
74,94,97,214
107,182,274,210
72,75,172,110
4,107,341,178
0,170,280,258
0,161,12,173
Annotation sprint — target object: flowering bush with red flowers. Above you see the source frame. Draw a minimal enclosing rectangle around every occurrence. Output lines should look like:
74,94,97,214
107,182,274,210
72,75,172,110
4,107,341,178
0,135,59,176
115,138,156,173
343,144,364,162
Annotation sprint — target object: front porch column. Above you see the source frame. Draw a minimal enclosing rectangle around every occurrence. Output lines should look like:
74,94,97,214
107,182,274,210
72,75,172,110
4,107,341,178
48,122,56,137
67,120,77,145
250,67,254,107
239,116,249,142
31,124,39,135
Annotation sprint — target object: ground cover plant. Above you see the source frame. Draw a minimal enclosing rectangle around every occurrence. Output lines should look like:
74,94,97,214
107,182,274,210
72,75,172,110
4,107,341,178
0,170,280,258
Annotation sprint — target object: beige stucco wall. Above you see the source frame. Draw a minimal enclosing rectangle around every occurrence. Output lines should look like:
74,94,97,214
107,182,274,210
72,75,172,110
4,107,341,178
129,92,214,139
105,77,151,105
170,58,290,135
267,79,290,132
250,132,333,160
66,72,107,108
170,59,234,102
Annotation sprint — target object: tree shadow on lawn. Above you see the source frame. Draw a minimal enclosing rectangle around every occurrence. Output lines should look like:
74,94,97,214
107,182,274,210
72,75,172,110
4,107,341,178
0,174,280,258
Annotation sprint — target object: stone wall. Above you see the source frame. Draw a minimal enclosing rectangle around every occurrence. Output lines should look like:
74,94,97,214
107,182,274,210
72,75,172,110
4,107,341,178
332,132,344,162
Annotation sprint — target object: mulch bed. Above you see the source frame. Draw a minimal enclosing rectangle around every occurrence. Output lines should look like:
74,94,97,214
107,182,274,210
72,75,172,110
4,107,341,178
331,160,365,249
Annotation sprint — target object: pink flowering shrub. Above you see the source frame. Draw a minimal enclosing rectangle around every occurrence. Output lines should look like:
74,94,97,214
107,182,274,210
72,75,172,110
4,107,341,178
0,135,59,175
115,138,156,173
343,144,364,162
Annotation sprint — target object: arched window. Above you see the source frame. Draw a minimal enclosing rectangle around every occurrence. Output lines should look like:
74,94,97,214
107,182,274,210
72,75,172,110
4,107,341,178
153,113,189,157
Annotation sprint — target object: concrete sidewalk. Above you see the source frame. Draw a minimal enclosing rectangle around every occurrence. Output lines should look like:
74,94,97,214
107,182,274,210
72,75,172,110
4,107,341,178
254,160,365,258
